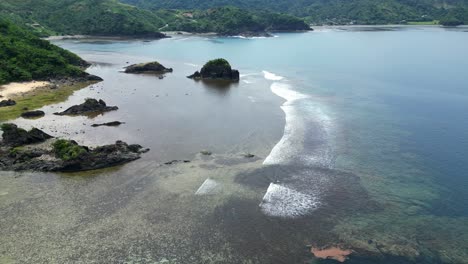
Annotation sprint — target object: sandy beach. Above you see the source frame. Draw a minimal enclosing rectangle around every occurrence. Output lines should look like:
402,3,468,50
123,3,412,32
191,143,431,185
0,81,51,100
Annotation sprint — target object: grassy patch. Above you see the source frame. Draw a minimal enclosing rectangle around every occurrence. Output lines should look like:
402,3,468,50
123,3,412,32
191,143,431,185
53,139,87,161
0,81,93,122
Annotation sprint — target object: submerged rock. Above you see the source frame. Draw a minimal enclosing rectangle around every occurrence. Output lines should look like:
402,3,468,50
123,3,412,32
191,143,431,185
0,99,16,107
124,61,173,74
0,123,53,147
188,59,239,82
54,98,118,116
91,121,125,127
21,110,45,119
200,150,212,156
0,125,148,172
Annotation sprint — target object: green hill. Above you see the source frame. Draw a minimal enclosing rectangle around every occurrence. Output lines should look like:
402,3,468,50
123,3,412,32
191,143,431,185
0,18,87,85
0,0,310,36
155,7,310,35
122,0,468,25
0,0,166,36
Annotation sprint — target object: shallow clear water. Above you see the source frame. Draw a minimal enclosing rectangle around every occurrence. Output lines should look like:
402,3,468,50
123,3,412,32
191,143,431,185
1,26,468,263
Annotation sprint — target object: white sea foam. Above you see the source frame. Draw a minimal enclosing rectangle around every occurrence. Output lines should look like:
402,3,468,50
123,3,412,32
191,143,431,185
247,96,257,103
263,83,335,168
240,73,260,78
270,82,308,102
262,71,284,81
260,183,320,217
232,35,268,39
195,178,219,195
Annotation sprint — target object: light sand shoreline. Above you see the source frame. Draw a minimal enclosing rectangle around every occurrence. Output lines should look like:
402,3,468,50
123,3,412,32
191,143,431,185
0,81,51,100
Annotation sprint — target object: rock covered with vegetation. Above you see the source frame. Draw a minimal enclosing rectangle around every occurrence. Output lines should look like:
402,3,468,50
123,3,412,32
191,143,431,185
125,61,173,74
54,99,118,116
188,59,239,82
0,124,148,172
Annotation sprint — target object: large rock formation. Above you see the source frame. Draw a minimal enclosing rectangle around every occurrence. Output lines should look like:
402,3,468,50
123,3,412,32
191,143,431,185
54,98,118,116
0,123,53,147
188,59,239,82
124,61,173,74
0,124,148,172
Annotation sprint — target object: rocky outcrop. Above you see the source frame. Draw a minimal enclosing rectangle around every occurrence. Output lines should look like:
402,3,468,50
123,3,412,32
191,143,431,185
124,61,173,74
21,110,45,119
91,121,124,127
54,99,118,116
85,74,104,81
0,124,148,172
0,123,53,147
188,59,239,82
0,99,16,107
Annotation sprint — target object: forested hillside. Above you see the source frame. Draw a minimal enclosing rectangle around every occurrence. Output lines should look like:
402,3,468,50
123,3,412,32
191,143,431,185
0,0,166,36
0,0,311,36
0,18,87,84
155,7,310,35
123,0,468,25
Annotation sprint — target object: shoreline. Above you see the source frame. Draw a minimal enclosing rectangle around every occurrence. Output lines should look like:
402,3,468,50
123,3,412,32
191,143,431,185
44,24,468,42
0,79,97,122
0,81,51,100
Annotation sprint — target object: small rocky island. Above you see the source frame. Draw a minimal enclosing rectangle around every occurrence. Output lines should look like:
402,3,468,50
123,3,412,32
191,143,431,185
124,61,173,74
188,59,240,82
0,123,148,172
54,98,118,116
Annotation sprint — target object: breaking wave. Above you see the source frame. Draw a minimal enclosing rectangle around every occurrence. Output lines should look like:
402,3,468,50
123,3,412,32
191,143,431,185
258,71,337,218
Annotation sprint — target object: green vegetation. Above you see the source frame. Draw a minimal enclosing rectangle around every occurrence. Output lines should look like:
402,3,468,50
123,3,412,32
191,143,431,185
0,18,87,85
53,139,87,161
155,7,309,34
406,20,439,25
204,58,231,69
439,17,464,26
0,82,92,122
0,1,309,36
123,0,468,25
0,0,166,36
1,123,21,133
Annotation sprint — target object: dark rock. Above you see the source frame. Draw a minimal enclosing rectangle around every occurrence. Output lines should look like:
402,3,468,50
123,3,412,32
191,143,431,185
54,98,118,116
21,110,45,119
0,137,148,172
0,123,53,147
86,74,104,81
125,61,173,74
0,99,16,107
200,150,212,156
188,59,239,82
91,121,125,127
238,32,274,38
164,159,191,165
